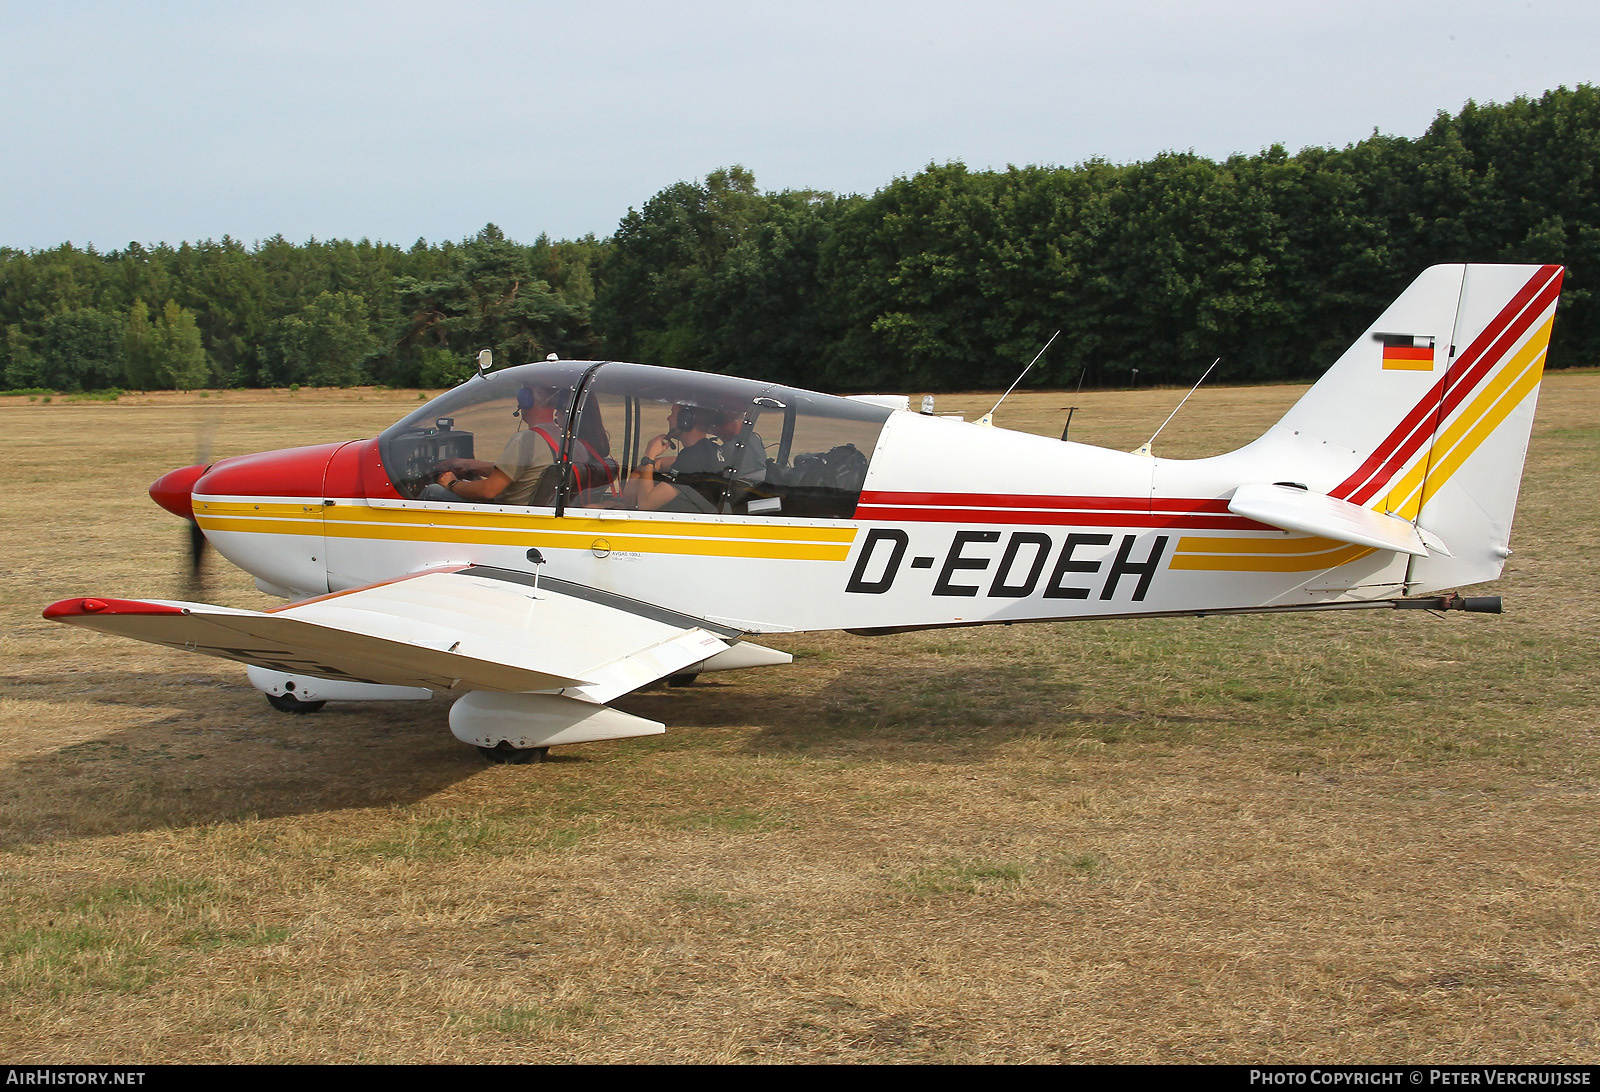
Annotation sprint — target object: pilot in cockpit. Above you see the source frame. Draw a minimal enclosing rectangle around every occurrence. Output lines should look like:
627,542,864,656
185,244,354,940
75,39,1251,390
431,384,564,504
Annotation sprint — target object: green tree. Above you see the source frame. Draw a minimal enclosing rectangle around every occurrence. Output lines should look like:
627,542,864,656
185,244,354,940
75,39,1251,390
594,167,766,366
397,225,587,369
692,190,855,385
38,308,126,391
819,162,1054,389
1,324,41,389
1402,86,1600,363
123,298,156,388
417,346,473,388
262,290,375,387
150,299,210,390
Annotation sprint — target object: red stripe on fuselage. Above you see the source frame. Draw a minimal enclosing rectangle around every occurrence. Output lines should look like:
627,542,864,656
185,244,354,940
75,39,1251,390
854,493,1270,530
855,505,1269,530
1333,265,1561,504
858,491,1232,513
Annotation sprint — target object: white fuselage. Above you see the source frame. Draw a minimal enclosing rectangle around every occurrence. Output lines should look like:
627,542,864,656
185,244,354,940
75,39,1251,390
196,410,1414,634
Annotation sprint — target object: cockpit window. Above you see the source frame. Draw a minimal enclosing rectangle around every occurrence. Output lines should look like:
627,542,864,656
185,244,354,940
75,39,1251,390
377,360,891,518
377,361,593,502
571,363,891,518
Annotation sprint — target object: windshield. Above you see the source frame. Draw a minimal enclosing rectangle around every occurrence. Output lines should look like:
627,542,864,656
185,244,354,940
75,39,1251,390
377,360,892,517
377,361,593,501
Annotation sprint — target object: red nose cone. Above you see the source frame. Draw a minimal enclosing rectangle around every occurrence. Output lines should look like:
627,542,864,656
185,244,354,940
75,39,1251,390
149,463,209,520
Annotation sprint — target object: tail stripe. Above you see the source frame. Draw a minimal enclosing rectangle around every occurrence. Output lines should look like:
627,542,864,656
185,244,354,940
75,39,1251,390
1382,315,1555,518
1429,270,1561,421
1332,265,1561,505
1397,318,1551,517
1378,268,1562,507
1170,263,1561,576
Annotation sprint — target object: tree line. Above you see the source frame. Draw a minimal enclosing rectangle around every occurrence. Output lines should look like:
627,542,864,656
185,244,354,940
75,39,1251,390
4,85,1597,394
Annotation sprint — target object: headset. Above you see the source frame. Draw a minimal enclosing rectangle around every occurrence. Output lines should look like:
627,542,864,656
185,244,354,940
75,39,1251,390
672,404,710,435
515,385,563,421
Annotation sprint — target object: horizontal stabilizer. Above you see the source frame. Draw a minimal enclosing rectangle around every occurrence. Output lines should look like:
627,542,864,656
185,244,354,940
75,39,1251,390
1228,483,1429,556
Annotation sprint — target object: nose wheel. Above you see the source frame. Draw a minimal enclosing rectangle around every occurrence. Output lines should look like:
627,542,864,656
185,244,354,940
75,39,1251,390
477,742,549,764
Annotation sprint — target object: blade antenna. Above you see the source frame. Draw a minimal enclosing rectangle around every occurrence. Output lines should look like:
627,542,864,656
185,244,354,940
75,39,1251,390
982,330,1061,424
1138,358,1220,455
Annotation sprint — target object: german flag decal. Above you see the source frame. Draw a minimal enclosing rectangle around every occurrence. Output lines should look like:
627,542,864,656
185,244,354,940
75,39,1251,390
1378,333,1436,371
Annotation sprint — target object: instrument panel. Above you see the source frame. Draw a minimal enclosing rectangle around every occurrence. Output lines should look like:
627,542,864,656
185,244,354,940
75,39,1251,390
383,427,475,497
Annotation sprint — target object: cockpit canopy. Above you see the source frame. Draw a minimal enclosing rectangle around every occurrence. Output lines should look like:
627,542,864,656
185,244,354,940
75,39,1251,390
378,361,893,518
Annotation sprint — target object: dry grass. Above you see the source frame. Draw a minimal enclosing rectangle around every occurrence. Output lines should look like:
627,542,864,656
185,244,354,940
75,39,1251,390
0,378,1597,1063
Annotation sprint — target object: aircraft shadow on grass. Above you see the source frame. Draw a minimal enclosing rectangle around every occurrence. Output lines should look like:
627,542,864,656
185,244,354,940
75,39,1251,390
618,664,1219,757
0,663,1216,845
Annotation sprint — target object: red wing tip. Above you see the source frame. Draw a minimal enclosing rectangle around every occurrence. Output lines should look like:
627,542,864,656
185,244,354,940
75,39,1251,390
43,597,188,620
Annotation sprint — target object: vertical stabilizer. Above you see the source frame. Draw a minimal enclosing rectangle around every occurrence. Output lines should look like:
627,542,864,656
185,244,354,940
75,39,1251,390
1255,263,1562,594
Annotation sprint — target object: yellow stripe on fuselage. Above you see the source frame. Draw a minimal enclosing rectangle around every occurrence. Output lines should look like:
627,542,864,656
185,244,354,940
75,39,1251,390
195,499,857,540
193,499,858,561
1169,538,1373,572
1174,534,1350,556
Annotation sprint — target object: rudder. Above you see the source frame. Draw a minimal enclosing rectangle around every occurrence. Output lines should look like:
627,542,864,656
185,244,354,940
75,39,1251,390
1401,265,1563,591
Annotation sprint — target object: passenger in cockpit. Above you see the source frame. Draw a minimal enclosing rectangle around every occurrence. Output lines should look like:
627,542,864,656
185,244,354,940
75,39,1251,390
624,403,725,512
713,407,767,476
433,384,564,504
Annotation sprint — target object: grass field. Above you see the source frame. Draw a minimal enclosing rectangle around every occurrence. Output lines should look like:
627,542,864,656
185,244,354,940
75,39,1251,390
0,377,1596,1063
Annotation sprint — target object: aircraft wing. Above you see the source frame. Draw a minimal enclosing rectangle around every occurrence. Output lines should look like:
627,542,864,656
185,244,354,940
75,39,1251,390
43,565,741,702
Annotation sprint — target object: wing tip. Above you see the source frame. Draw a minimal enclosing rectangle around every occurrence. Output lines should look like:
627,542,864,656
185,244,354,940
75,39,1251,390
43,597,188,621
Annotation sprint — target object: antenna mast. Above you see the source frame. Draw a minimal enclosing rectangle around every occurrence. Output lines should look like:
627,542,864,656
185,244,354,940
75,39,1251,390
979,330,1061,425
1133,357,1220,456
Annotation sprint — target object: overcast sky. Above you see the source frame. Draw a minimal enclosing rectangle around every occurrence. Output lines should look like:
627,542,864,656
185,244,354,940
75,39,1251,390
3,0,1596,252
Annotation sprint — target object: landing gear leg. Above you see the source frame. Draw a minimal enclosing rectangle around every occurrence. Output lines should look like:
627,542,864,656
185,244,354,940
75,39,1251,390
477,742,549,764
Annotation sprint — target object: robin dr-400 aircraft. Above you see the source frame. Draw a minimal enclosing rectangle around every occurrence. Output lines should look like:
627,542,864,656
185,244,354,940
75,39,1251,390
45,263,1563,762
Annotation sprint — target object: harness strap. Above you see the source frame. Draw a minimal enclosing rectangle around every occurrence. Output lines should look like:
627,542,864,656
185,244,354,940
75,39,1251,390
530,425,615,493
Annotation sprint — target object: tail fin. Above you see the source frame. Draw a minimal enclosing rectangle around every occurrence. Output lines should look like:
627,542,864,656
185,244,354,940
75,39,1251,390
1260,263,1564,593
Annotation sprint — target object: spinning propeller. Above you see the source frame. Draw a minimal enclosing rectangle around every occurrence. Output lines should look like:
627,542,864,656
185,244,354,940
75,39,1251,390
185,514,209,597
185,418,215,596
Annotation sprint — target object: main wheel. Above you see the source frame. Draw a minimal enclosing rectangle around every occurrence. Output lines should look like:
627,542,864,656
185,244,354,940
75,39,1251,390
666,671,700,687
477,743,549,765
265,691,326,714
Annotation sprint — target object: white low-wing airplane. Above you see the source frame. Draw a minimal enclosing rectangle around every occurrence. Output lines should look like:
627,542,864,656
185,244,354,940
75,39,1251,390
46,264,1564,761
